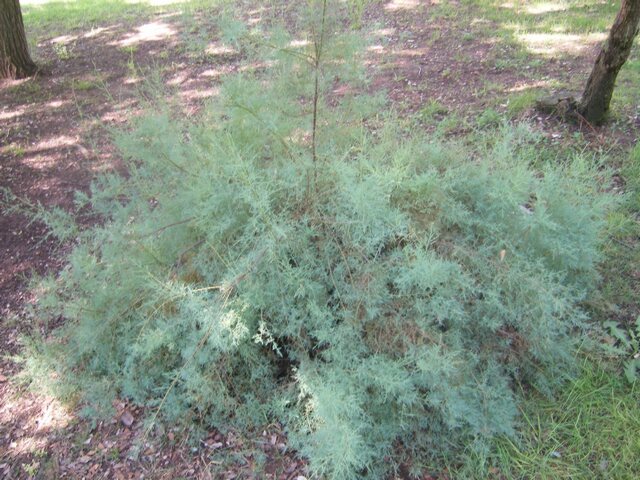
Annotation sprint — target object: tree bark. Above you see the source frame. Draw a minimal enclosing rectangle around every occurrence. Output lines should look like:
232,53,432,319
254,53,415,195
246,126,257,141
0,0,37,79
578,0,640,124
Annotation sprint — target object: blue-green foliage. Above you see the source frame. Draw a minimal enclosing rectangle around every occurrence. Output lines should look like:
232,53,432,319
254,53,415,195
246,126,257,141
30,4,613,478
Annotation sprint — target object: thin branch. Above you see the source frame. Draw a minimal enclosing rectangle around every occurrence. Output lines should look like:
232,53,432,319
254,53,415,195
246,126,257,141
311,0,328,167
135,217,196,239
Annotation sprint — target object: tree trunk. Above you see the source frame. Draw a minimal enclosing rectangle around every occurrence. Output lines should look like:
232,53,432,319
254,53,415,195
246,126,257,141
578,0,640,124
0,0,37,79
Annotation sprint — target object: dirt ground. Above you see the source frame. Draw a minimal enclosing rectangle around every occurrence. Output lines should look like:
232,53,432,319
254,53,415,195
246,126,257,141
1,0,637,478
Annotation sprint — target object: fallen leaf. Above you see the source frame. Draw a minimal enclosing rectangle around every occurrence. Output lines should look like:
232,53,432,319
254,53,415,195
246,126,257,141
78,455,91,464
0,374,7,382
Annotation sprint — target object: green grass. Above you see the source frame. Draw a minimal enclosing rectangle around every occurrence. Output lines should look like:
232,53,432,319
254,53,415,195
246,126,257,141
597,144,640,325
461,0,620,34
23,0,158,37
416,99,448,123
71,78,98,91
506,89,540,116
22,0,228,39
429,0,640,122
493,360,640,479
6,79,43,100
4,144,27,158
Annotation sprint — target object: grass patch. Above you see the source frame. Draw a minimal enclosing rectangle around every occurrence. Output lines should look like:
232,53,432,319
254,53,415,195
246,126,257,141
494,360,640,479
596,143,640,325
416,99,448,124
4,144,27,158
6,79,43,100
463,0,620,34
506,89,539,116
23,0,158,37
22,0,228,39
430,0,640,118
71,78,98,91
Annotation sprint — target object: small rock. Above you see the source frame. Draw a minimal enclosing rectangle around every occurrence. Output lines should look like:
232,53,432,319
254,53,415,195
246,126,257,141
120,410,135,427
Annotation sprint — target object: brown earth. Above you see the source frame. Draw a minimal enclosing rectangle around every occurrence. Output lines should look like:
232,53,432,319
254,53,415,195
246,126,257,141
1,0,637,478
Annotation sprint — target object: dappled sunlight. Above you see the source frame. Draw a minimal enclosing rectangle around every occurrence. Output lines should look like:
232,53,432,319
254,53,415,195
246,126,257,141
23,0,189,5
518,31,606,56
122,76,143,85
525,2,568,15
167,69,190,85
507,79,556,92
50,34,78,45
385,0,420,11
0,106,26,121
127,0,186,5
372,27,396,37
247,6,266,25
21,135,77,165
200,68,225,78
34,397,71,431
179,86,219,102
5,436,47,458
205,43,237,57
44,99,69,109
21,0,57,4
83,26,116,39
391,47,429,57
0,394,71,457
247,6,267,16
116,21,177,47
32,134,76,152
100,99,139,123
289,39,310,48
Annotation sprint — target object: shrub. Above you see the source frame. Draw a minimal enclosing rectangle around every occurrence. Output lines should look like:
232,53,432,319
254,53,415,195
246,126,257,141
28,5,614,478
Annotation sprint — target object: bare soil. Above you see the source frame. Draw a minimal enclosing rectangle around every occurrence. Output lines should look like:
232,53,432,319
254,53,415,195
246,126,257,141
1,1,637,478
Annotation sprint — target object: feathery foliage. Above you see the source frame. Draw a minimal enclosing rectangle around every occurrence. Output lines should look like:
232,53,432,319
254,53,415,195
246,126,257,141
26,2,615,478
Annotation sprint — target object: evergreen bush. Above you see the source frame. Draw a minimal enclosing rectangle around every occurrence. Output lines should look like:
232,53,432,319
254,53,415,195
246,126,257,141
27,3,614,478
